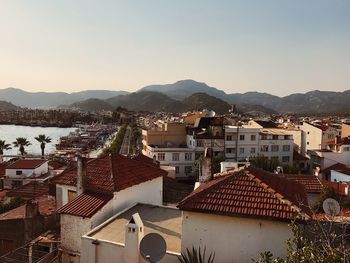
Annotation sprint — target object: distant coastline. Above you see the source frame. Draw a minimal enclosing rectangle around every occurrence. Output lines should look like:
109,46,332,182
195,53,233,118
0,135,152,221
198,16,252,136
0,121,73,128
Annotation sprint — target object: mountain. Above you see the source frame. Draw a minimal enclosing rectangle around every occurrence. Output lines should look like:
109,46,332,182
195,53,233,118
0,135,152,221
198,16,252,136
0,101,20,111
106,91,186,112
139,79,228,101
182,93,231,114
66,98,114,112
0,88,129,108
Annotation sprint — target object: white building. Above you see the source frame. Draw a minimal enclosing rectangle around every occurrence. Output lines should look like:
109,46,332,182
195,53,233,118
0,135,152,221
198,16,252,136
3,159,49,189
178,167,311,263
80,203,181,263
53,154,167,263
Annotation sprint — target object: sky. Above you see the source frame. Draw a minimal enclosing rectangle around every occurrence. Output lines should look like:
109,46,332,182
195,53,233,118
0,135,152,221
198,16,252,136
0,0,349,96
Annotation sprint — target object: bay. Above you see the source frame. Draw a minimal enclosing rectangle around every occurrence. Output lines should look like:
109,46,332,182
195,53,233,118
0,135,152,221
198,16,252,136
0,125,76,156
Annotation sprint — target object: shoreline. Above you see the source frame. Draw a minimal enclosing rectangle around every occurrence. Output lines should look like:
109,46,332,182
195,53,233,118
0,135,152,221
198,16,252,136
0,122,74,128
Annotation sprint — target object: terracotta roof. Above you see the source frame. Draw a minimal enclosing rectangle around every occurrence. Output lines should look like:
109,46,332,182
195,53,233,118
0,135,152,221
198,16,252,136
293,151,309,161
51,154,167,193
131,153,160,168
57,191,112,218
48,160,66,170
178,167,310,221
0,196,56,220
6,159,48,170
323,163,350,176
284,174,322,194
7,182,49,198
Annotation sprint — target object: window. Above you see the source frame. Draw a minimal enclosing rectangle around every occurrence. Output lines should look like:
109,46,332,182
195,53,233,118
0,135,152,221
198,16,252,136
226,135,232,141
271,145,279,152
185,153,192,161
239,135,245,141
175,166,180,174
250,135,256,141
68,190,77,202
251,147,256,154
172,153,179,161
196,140,203,147
272,135,278,140
307,142,310,145
343,147,350,152
307,131,310,135
283,145,291,152
185,166,192,175
284,135,291,140
261,134,268,140
239,148,245,154
261,145,269,152
282,156,290,163
15,171,22,176
226,147,236,154
157,153,165,161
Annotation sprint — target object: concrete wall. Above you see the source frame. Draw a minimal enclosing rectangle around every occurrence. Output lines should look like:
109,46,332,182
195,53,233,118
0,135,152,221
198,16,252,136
341,123,350,138
142,123,187,147
301,123,323,153
181,211,291,263
112,177,163,214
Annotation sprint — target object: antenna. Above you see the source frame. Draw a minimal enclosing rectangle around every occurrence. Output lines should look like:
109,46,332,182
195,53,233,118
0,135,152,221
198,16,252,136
140,233,166,263
323,198,340,216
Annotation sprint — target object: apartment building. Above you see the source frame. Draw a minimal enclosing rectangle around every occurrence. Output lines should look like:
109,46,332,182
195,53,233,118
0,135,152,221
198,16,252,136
142,121,195,179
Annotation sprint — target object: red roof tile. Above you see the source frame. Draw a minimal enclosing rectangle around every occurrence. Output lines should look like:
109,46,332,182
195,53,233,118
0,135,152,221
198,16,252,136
284,174,322,194
57,191,112,218
178,167,310,221
7,182,49,198
6,159,48,170
51,154,167,193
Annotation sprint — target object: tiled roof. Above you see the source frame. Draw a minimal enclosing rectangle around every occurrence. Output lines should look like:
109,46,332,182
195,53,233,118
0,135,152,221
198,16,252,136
7,182,49,198
131,153,160,167
323,163,350,176
293,151,309,161
178,167,310,221
0,196,56,220
6,159,48,170
57,191,112,218
51,154,167,193
284,174,322,193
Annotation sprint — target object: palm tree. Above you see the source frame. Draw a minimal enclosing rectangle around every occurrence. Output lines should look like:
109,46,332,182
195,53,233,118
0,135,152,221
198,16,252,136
35,134,52,157
13,137,31,156
0,140,11,155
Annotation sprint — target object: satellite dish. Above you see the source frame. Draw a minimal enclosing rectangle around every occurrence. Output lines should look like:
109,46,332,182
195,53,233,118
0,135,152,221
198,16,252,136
323,198,340,216
140,233,167,263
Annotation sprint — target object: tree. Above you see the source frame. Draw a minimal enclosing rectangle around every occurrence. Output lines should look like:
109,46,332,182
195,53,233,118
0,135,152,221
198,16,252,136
0,140,11,155
13,137,31,156
178,247,215,263
35,134,52,157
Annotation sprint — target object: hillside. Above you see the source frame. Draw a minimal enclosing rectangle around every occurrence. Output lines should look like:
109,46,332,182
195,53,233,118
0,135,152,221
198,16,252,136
182,93,231,114
67,98,114,112
0,88,128,108
0,101,19,111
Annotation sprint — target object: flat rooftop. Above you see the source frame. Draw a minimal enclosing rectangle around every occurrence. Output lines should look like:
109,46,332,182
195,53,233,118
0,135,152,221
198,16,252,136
89,203,182,253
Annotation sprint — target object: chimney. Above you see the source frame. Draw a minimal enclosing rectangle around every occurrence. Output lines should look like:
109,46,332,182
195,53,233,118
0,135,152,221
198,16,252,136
124,213,144,263
200,147,213,183
25,200,39,218
77,153,87,195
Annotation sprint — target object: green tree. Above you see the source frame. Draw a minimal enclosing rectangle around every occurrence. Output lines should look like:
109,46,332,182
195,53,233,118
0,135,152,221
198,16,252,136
178,247,215,263
35,134,52,157
13,137,31,156
0,140,11,155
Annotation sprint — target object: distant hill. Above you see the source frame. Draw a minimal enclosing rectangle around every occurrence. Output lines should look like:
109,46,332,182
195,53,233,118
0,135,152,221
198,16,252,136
139,79,228,101
106,91,186,112
0,88,129,108
0,101,19,111
66,98,114,112
182,93,231,114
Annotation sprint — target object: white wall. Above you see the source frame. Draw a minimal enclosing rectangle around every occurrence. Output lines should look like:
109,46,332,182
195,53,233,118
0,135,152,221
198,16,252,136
112,177,163,215
331,171,350,183
56,184,77,207
181,211,291,263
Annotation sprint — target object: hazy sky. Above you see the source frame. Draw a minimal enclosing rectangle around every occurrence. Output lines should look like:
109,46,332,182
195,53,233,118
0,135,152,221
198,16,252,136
0,1,349,96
